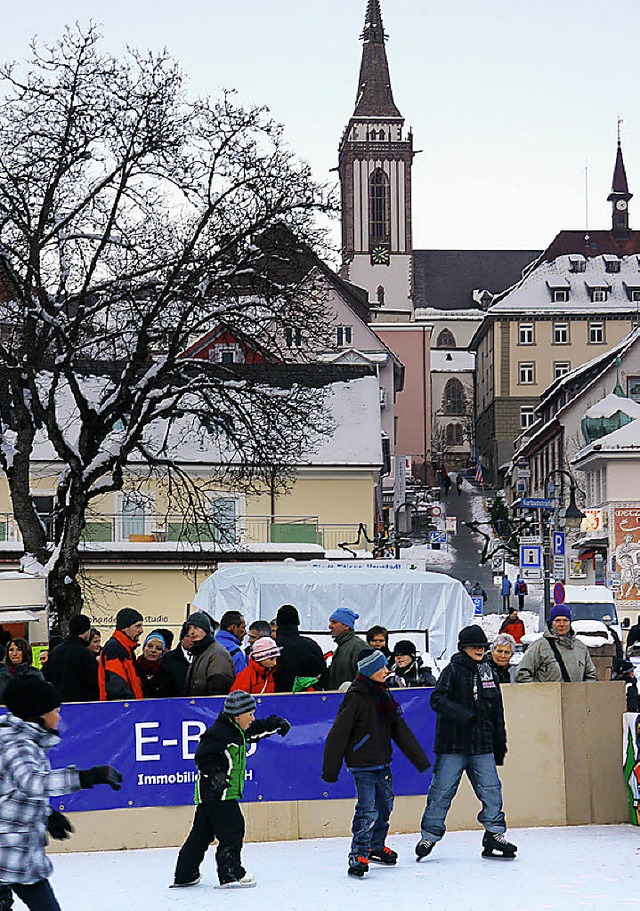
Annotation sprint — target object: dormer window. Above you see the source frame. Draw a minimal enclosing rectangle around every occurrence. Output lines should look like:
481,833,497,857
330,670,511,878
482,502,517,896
552,289,569,303
605,260,621,273
632,290,640,302
591,288,608,303
569,256,586,273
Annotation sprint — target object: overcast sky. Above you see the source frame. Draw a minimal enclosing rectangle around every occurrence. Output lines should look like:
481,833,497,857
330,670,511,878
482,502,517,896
3,1,640,255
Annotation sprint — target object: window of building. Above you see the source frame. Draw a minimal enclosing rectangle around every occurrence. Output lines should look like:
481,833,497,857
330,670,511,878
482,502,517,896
605,260,621,273
588,321,604,344
520,406,535,429
376,285,385,305
119,494,154,541
570,259,586,273
368,168,390,244
628,376,640,403
518,322,534,345
553,322,569,344
552,289,569,303
518,362,535,385
34,494,55,543
284,327,302,348
209,344,244,365
446,423,463,445
591,289,608,303
437,328,456,348
554,362,570,380
208,496,238,545
631,289,640,302
443,378,465,414
336,325,353,347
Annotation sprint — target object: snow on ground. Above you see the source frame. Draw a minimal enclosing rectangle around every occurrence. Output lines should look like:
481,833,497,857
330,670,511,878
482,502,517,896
399,542,456,569
45,826,638,911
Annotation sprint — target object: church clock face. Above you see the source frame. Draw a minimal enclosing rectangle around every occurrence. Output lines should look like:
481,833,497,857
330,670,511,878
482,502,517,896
370,243,391,266
616,199,628,211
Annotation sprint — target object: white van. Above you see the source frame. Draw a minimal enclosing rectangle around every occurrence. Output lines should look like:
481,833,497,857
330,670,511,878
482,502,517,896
562,584,621,638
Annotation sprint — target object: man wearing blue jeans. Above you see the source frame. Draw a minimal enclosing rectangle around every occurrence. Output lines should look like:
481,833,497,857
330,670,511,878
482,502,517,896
416,625,517,861
322,649,430,877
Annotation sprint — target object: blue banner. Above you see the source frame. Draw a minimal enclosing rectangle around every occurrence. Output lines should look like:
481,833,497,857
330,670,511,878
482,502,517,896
34,691,436,812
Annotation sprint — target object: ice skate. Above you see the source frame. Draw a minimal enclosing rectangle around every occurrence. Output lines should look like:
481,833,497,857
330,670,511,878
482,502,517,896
348,855,370,877
218,872,257,888
169,873,201,888
481,831,517,860
369,845,397,865
415,837,436,861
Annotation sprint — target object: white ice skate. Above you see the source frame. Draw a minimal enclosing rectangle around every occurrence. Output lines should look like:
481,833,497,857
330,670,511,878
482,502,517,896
218,873,257,888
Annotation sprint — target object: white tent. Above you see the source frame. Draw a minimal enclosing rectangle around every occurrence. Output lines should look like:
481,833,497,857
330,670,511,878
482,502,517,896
192,563,475,660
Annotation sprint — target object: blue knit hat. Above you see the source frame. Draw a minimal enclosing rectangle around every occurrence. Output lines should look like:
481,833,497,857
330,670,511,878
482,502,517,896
549,605,572,623
357,649,387,678
329,607,359,628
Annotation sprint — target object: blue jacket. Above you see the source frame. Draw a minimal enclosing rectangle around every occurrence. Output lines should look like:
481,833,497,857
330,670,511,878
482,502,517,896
215,629,247,675
501,577,512,596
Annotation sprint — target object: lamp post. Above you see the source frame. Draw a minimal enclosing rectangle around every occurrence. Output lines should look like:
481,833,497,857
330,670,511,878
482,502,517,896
541,469,586,621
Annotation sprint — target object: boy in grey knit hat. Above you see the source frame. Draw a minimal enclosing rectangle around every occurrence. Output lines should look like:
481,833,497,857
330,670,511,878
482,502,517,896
172,691,290,889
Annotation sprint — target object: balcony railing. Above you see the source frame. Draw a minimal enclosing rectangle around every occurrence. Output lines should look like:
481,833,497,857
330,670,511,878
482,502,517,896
0,513,368,552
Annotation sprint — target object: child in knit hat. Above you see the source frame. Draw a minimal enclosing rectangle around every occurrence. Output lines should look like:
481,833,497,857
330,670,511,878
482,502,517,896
172,690,291,889
322,648,430,878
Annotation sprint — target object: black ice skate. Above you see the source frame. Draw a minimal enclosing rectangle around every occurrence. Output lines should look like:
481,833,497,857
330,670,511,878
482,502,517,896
481,831,517,860
348,855,370,877
369,845,397,865
170,873,201,888
415,838,436,861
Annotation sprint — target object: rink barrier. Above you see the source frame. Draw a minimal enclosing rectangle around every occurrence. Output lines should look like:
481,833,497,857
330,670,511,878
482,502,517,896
46,681,628,853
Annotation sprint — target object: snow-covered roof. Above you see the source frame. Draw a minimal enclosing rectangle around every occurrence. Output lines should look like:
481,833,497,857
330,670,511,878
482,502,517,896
582,392,640,421
488,254,640,316
430,350,475,372
413,307,485,322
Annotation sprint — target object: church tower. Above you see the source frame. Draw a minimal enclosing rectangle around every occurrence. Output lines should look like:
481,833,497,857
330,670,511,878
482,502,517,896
339,0,415,316
607,138,632,236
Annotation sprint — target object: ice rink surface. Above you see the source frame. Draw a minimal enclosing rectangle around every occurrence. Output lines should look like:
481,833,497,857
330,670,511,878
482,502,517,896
40,826,639,911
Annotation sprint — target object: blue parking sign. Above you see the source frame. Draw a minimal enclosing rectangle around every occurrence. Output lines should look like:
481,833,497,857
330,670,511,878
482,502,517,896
553,532,565,557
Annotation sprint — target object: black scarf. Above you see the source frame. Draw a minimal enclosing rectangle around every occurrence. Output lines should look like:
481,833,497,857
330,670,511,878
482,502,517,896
189,633,213,657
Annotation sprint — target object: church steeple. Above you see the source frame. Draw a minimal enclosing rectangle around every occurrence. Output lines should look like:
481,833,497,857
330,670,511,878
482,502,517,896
353,1,402,119
338,0,415,314
607,130,632,235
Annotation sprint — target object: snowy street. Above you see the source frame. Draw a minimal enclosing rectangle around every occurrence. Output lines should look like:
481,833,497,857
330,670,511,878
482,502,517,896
44,826,638,911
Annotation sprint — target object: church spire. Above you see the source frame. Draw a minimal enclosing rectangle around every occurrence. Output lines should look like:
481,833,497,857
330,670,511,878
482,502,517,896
353,0,402,119
607,124,632,234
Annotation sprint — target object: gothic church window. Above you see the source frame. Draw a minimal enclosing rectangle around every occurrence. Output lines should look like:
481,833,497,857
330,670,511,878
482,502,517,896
377,285,385,305
437,328,456,348
369,169,390,244
443,378,465,415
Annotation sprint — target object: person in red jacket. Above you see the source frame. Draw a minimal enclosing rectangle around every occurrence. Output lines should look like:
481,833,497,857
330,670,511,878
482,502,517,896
499,608,525,644
230,638,280,695
98,607,145,701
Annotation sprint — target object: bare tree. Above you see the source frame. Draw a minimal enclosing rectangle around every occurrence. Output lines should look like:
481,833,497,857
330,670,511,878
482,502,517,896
0,25,336,627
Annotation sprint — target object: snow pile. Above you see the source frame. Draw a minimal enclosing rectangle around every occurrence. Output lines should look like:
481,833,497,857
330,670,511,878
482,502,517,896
582,392,640,421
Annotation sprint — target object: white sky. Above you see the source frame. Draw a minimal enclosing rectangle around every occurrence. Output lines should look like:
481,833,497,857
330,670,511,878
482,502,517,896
3,1,640,255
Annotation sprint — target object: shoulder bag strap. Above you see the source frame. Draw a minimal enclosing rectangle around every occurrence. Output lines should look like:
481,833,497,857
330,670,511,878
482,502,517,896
547,638,571,683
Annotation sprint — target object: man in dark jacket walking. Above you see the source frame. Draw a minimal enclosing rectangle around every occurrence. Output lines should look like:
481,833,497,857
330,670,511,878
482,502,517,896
323,649,430,878
416,625,517,861
44,614,99,702
273,605,326,692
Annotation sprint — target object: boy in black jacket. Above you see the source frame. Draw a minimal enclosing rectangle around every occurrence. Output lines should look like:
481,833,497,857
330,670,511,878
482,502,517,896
416,625,517,861
172,690,290,889
322,649,430,878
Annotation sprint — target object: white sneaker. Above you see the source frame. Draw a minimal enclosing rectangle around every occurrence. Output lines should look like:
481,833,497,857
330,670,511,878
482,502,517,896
219,873,256,889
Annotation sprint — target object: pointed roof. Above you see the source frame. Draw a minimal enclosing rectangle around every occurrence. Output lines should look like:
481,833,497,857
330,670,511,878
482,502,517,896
608,142,632,200
352,0,402,119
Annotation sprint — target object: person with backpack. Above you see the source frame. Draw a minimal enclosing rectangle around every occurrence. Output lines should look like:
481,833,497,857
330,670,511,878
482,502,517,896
513,575,528,610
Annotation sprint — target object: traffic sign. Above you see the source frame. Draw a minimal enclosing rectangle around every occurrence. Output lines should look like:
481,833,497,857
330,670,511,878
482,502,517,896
472,596,483,617
520,536,542,545
429,531,447,544
553,581,566,605
521,497,554,509
520,544,542,568
553,532,565,557
553,556,566,581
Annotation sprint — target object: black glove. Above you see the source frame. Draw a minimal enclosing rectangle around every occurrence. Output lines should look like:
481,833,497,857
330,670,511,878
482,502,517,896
79,765,123,791
322,772,338,784
208,772,229,799
274,717,291,737
494,746,507,767
47,809,74,840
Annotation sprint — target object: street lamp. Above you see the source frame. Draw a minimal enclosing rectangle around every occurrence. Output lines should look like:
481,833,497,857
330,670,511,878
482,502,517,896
541,469,586,621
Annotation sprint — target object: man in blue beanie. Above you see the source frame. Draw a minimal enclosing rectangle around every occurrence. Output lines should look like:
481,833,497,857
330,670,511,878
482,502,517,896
327,607,367,690
515,605,596,683
323,648,430,877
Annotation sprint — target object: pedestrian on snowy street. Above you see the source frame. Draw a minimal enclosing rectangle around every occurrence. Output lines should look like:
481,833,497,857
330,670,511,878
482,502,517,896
456,474,463,496
471,581,488,605
513,575,528,610
626,615,640,655
172,690,290,890
327,608,367,690
0,639,43,704
514,605,596,683
443,474,452,496
415,624,517,862
185,612,235,697
499,608,525,644
98,607,145,701
44,614,99,703
387,640,436,688
487,634,517,684
500,575,512,613
0,676,122,911
322,649,430,877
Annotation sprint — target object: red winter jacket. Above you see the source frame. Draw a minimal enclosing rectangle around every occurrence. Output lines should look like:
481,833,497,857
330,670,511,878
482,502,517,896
230,657,276,695
499,617,525,644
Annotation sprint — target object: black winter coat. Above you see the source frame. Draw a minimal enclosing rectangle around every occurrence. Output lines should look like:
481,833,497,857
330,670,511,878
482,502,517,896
387,657,436,688
431,653,506,762
322,676,430,781
487,656,511,685
274,623,327,692
44,635,99,703
162,646,191,696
